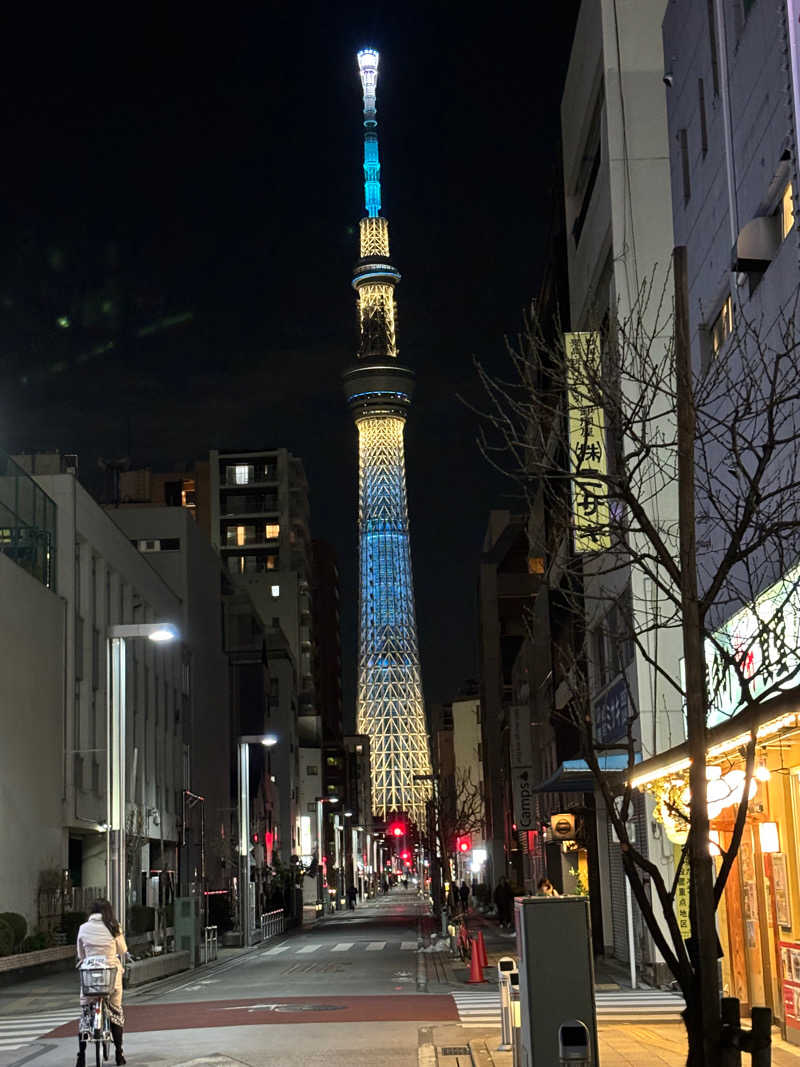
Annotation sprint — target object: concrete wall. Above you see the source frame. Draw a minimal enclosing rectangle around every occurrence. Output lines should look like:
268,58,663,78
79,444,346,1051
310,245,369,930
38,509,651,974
0,552,65,924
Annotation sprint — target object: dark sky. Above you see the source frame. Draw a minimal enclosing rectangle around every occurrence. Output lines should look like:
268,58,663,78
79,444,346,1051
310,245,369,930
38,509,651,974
0,3,579,723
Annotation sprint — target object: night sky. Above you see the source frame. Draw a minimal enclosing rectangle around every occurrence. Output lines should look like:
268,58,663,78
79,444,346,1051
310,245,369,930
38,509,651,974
0,3,579,723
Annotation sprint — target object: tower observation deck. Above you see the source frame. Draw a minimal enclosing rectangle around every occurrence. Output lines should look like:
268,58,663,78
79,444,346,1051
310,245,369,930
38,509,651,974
342,48,432,826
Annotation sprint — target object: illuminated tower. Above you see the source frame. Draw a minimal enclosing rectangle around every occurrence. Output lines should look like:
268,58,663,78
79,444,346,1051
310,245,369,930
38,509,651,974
343,48,432,826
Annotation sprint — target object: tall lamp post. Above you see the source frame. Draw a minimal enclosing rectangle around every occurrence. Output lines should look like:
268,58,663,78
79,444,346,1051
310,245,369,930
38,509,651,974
238,733,278,946
107,622,179,925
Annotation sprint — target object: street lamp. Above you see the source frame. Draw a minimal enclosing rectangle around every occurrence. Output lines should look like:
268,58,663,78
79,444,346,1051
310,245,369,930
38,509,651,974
107,622,179,924
238,734,279,946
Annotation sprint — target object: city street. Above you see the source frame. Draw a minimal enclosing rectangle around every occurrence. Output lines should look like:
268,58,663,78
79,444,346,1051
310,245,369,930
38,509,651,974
0,890,452,1067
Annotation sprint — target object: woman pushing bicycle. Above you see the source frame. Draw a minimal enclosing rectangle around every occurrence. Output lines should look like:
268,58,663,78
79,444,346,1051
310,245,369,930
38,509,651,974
76,899,128,1065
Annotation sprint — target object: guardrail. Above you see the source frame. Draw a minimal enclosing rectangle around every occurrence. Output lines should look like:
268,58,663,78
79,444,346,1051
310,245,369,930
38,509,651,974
259,909,285,942
202,925,218,964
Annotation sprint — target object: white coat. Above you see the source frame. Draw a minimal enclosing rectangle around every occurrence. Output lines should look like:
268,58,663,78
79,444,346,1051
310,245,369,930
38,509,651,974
76,914,127,1016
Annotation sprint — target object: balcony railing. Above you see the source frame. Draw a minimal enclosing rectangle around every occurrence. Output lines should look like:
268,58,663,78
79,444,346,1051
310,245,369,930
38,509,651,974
0,448,57,590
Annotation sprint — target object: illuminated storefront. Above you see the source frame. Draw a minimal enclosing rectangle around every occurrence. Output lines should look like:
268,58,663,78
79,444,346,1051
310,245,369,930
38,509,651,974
631,696,800,1041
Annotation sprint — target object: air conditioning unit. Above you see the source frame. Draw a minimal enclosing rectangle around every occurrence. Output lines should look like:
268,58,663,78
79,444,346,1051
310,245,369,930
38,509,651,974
550,813,576,841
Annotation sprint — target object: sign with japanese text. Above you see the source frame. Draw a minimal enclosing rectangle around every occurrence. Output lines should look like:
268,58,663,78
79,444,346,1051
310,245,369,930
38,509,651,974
673,846,691,939
593,676,629,743
704,559,800,727
565,331,610,552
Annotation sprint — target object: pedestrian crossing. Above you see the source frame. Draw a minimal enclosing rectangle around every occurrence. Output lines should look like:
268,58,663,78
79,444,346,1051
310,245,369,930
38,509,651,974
453,988,685,1028
0,1009,77,1051
258,939,418,958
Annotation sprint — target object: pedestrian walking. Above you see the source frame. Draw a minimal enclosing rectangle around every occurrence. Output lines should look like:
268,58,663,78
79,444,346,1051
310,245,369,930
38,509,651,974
347,884,357,910
459,880,470,911
493,877,513,929
76,899,128,1066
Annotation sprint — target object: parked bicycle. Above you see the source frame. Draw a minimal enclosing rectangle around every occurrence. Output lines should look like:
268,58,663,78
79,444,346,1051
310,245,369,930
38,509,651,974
78,956,117,1065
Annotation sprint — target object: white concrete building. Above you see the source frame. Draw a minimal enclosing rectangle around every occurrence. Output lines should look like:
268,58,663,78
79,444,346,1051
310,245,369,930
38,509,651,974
560,0,682,979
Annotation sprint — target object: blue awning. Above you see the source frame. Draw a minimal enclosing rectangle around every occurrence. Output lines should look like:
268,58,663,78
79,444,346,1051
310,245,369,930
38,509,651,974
532,753,640,793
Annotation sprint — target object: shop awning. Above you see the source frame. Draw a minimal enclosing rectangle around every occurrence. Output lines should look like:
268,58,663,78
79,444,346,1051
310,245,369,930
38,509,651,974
532,753,639,793
628,684,800,789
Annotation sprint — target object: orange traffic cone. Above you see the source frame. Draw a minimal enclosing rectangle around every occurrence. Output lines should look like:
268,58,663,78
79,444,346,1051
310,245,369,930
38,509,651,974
477,929,488,968
467,935,486,983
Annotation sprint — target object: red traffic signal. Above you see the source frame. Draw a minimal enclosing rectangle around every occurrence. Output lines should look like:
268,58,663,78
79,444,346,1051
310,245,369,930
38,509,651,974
388,821,405,838
252,832,259,844
457,836,471,854
401,850,410,861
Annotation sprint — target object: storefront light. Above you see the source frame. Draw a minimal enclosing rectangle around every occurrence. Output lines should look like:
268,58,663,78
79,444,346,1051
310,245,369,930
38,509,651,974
759,822,780,854
755,762,771,782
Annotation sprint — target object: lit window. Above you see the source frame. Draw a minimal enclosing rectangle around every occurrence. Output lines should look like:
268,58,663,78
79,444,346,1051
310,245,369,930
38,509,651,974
266,523,280,540
266,555,277,571
235,464,249,485
528,557,545,575
780,182,795,242
271,584,280,597
710,295,733,357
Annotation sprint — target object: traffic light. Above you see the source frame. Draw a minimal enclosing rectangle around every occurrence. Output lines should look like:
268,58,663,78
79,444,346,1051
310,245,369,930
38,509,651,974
252,832,259,844
457,836,471,854
388,821,406,838
401,849,410,861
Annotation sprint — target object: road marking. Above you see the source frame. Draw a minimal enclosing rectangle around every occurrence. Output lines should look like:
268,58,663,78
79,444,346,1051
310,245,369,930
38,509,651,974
0,1011,78,1052
401,941,417,950
366,941,386,950
331,942,354,952
263,944,291,955
296,943,322,954
453,989,685,1027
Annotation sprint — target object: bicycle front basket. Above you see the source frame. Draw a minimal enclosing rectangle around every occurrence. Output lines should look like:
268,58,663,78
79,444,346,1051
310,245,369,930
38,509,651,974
79,961,116,996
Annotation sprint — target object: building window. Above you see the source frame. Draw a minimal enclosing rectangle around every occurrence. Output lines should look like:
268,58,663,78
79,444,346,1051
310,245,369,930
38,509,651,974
706,0,720,97
227,525,255,547
779,182,795,242
679,129,690,205
271,584,280,597
265,523,280,540
710,295,733,357
234,464,249,485
307,765,318,776
698,79,708,158
266,554,277,570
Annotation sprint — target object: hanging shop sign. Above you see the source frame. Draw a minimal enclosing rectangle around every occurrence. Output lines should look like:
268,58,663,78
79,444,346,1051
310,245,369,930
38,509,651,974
705,559,800,728
593,676,629,743
564,331,610,552
511,767,536,833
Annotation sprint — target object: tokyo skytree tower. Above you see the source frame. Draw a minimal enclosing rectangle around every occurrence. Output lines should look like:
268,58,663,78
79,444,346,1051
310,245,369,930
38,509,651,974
342,49,432,826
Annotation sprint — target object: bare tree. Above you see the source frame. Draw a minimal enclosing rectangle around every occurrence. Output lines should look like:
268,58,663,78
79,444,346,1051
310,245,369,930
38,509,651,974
430,768,485,894
471,250,800,1065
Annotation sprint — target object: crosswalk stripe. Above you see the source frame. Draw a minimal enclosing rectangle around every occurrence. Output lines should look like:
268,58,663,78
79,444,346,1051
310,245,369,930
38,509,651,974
296,944,321,954
331,942,354,952
263,944,291,955
452,989,684,1026
366,941,386,951
400,941,417,950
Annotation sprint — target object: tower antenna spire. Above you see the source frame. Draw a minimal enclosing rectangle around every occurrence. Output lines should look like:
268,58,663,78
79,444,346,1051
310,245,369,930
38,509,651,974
357,48,381,218
343,49,433,828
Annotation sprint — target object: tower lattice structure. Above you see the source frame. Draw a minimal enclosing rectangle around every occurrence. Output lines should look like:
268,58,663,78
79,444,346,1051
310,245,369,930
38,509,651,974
343,49,432,826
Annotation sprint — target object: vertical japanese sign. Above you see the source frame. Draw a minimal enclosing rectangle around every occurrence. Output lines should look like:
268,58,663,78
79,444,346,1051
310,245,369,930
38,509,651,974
565,331,610,551
673,845,691,939
509,704,535,832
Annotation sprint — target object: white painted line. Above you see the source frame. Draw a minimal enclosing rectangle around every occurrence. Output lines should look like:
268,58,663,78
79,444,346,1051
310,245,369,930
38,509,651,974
331,942,354,952
296,944,321,954
0,1041,26,1050
400,941,417,949
263,944,291,955
366,941,386,951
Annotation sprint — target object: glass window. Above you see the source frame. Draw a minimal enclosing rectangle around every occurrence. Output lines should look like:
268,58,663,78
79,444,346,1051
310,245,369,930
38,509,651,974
711,296,733,356
266,523,280,540
780,183,794,242
226,525,256,547
271,584,280,597
234,464,249,485
266,555,277,571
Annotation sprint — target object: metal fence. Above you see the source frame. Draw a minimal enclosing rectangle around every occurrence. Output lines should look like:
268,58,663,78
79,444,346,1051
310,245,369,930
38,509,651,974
259,909,285,942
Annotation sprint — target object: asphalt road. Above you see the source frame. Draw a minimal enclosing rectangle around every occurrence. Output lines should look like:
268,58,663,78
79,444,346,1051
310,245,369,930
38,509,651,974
0,889,452,1067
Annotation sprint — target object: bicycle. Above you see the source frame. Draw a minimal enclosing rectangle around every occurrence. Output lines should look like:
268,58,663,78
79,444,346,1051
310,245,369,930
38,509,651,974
456,916,472,962
78,956,116,1065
